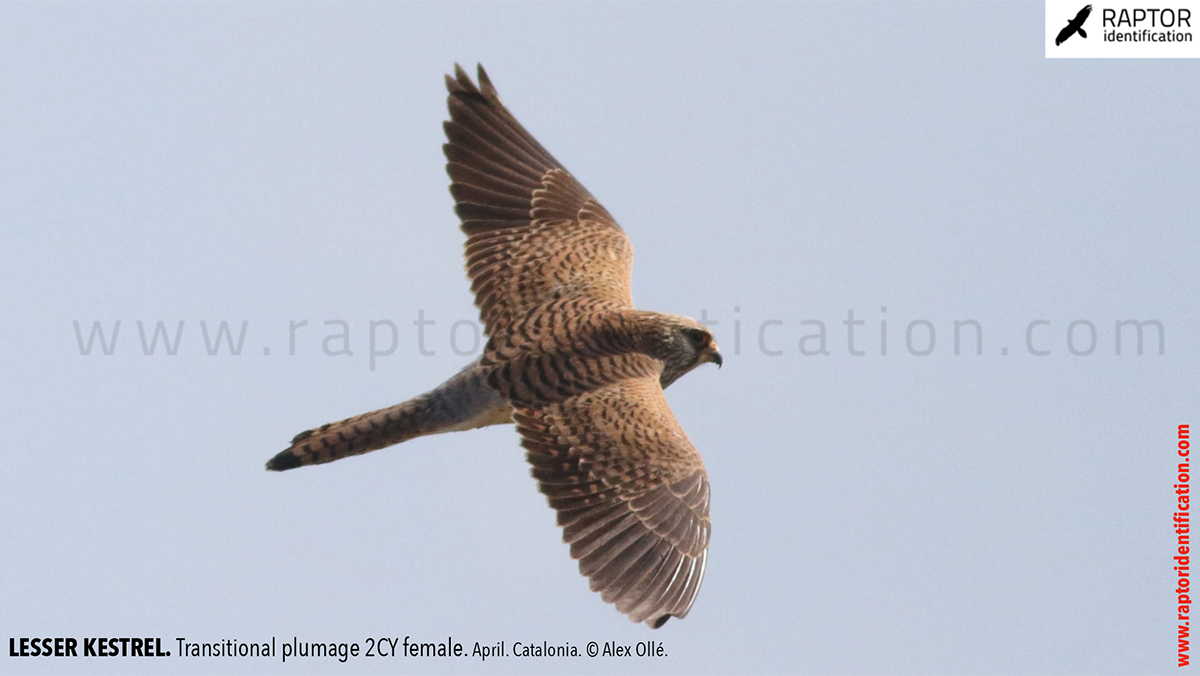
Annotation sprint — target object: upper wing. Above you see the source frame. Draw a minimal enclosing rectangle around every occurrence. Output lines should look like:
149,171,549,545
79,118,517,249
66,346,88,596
1075,4,1092,23
444,65,635,340
514,375,710,628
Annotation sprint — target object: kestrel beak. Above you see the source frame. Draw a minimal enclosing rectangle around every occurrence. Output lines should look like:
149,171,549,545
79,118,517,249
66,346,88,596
709,346,723,368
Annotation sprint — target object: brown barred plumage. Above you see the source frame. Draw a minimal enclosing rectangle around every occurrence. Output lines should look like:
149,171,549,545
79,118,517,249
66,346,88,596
267,65,721,628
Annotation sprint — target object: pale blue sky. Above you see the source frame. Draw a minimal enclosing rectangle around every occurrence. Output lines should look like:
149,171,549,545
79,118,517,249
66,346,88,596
2,2,1197,674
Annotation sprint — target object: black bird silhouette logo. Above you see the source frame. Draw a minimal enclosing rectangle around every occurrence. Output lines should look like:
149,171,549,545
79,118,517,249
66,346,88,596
1056,4,1093,45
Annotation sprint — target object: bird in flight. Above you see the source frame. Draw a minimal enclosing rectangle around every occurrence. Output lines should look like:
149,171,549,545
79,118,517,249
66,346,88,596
1056,4,1093,45
267,65,722,628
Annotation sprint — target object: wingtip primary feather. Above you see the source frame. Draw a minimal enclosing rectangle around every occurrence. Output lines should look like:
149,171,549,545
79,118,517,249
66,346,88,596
446,63,501,106
477,64,498,100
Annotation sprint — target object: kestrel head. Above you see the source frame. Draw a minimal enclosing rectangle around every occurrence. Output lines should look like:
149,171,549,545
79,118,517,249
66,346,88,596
646,314,723,388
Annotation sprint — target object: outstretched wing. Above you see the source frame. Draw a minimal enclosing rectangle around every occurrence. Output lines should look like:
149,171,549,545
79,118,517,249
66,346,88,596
444,65,635,341
1075,4,1092,23
1055,23,1076,45
514,375,710,628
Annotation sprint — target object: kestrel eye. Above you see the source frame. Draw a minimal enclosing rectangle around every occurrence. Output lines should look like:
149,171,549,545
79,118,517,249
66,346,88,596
684,329,708,347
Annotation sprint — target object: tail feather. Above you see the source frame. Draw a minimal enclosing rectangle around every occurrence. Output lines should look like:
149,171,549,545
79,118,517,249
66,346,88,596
266,361,513,471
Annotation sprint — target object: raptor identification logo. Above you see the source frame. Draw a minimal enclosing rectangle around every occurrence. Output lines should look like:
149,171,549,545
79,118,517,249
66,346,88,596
1046,0,1199,57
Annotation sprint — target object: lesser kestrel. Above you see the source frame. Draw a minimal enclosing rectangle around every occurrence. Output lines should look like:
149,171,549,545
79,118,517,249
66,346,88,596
268,65,721,628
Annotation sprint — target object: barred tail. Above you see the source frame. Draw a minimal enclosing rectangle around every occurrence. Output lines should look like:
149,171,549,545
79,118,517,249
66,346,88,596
266,361,513,471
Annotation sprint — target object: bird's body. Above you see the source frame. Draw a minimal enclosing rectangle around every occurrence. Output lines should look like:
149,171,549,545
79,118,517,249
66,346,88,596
1056,4,1093,45
267,65,721,628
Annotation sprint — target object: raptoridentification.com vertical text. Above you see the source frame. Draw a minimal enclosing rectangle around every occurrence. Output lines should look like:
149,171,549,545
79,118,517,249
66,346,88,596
1177,423,1192,667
